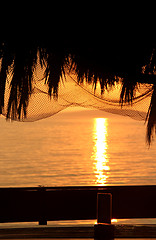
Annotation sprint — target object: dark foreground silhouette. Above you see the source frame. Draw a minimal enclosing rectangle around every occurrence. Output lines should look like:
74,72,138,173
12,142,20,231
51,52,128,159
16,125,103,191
1,186,156,223
1,186,156,238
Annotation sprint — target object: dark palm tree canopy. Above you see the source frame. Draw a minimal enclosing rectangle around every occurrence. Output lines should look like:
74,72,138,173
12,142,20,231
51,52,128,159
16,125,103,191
0,39,156,144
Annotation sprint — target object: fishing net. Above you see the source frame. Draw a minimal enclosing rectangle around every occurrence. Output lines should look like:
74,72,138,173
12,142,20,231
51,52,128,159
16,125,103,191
0,44,156,144
2,62,153,122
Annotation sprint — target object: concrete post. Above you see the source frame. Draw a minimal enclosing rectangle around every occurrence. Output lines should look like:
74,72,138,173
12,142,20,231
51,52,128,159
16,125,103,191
94,193,114,239
97,193,112,224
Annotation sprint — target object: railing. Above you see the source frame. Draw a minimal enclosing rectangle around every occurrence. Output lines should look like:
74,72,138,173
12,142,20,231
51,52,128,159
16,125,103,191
1,186,156,238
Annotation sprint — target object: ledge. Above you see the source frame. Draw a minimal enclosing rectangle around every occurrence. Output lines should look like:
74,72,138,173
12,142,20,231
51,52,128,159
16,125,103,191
0,225,156,239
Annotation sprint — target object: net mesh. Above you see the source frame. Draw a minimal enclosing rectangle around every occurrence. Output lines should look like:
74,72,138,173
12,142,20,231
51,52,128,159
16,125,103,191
2,63,153,122
1,48,156,144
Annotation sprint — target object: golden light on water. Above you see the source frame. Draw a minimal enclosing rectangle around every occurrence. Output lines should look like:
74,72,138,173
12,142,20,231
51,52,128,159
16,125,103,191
92,118,110,185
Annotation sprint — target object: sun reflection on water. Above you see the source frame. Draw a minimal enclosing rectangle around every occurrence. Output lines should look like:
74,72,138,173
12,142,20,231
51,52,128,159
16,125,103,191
92,118,110,185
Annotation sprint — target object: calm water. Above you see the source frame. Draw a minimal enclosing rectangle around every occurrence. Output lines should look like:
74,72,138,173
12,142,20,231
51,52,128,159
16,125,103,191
1,108,156,188
1,108,156,226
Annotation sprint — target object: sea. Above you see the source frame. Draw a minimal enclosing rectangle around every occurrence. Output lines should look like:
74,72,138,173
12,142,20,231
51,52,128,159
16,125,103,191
1,107,156,226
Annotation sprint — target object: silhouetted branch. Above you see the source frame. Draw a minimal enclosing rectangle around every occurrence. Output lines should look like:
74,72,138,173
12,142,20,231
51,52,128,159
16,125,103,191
145,86,156,145
0,40,156,144
6,44,37,119
120,79,138,106
0,42,14,114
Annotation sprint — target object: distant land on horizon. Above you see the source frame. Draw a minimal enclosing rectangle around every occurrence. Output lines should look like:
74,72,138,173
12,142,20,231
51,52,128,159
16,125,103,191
52,107,145,122
0,106,146,123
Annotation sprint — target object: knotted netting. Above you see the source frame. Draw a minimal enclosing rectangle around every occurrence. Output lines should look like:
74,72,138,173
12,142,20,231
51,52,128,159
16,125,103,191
1,61,154,144
1,62,153,121
0,41,156,144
